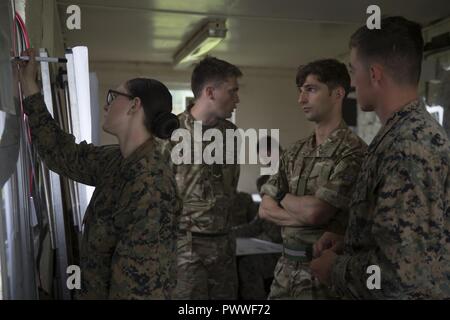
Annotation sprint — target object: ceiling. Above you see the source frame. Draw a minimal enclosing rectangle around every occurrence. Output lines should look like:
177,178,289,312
55,0,450,69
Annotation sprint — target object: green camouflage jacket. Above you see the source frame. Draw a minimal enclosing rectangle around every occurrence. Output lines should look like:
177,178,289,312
23,93,182,299
261,121,367,249
167,110,240,234
332,100,450,299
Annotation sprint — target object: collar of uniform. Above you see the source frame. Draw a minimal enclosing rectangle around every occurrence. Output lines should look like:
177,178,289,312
302,121,349,157
183,109,195,125
182,109,224,131
367,99,421,154
120,137,158,177
179,109,195,131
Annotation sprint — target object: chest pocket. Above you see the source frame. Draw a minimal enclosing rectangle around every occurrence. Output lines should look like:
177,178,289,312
303,160,334,195
218,164,236,196
188,166,215,201
310,160,333,181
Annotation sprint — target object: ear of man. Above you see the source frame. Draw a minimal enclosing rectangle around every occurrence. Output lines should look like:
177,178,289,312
369,63,384,86
335,87,345,99
331,86,345,102
205,85,215,100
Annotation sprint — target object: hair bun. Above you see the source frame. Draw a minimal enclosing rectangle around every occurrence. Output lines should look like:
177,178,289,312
152,113,180,139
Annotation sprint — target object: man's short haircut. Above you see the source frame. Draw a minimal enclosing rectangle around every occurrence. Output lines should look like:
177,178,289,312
191,56,242,99
349,16,423,86
296,59,351,98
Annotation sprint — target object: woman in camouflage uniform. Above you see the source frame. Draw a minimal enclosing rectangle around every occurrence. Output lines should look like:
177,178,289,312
18,48,182,299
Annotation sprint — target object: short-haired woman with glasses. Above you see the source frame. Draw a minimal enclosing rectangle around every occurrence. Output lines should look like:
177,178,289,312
18,48,181,299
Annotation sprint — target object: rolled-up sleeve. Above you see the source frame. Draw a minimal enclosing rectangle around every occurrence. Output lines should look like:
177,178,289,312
260,152,289,199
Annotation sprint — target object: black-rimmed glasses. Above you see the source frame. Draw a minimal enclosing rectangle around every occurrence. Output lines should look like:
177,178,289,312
106,89,134,105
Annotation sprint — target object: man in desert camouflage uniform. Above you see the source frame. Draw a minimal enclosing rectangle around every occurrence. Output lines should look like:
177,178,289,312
19,49,181,299
259,59,367,299
170,57,242,299
311,17,450,299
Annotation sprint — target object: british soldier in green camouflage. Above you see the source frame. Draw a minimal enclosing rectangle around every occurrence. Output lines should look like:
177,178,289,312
259,59,367,299
166,57,242,299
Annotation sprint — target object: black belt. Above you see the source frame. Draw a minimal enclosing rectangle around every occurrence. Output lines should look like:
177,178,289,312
178,230,229,238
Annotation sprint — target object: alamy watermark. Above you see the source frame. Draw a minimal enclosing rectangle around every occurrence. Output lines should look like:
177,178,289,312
64,4,381,34
66,265,81,290
170,122,280,175
366,265,381,290
66,5,81,30
366,5,381,30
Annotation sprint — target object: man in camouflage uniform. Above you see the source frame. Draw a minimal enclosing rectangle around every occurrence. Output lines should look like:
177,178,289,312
170,57,242,299
311,17,450,299
259,59,367,299
19,49,181,299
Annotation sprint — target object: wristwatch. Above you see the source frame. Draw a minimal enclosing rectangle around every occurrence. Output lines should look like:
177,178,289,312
275,190,287,207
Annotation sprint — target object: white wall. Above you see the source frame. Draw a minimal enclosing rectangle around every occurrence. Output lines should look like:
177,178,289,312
234,67,314,193
25,0,65,57
91,61,314,193
24,0,65,85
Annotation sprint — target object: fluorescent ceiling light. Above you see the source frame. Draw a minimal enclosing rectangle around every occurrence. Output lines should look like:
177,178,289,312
174,19,227,66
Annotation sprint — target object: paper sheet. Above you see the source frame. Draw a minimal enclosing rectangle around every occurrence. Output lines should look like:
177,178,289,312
236,237,283,256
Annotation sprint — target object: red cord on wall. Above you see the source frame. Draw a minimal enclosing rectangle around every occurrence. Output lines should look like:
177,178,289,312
15,11,34,194
15,12,30,49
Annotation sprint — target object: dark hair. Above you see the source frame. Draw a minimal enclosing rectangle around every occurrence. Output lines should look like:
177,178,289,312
126,78,179,139
296,59,351,98
191,56,242,99
349,16,423,85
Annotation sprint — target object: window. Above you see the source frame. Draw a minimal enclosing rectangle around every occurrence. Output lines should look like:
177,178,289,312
169,89,194,115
